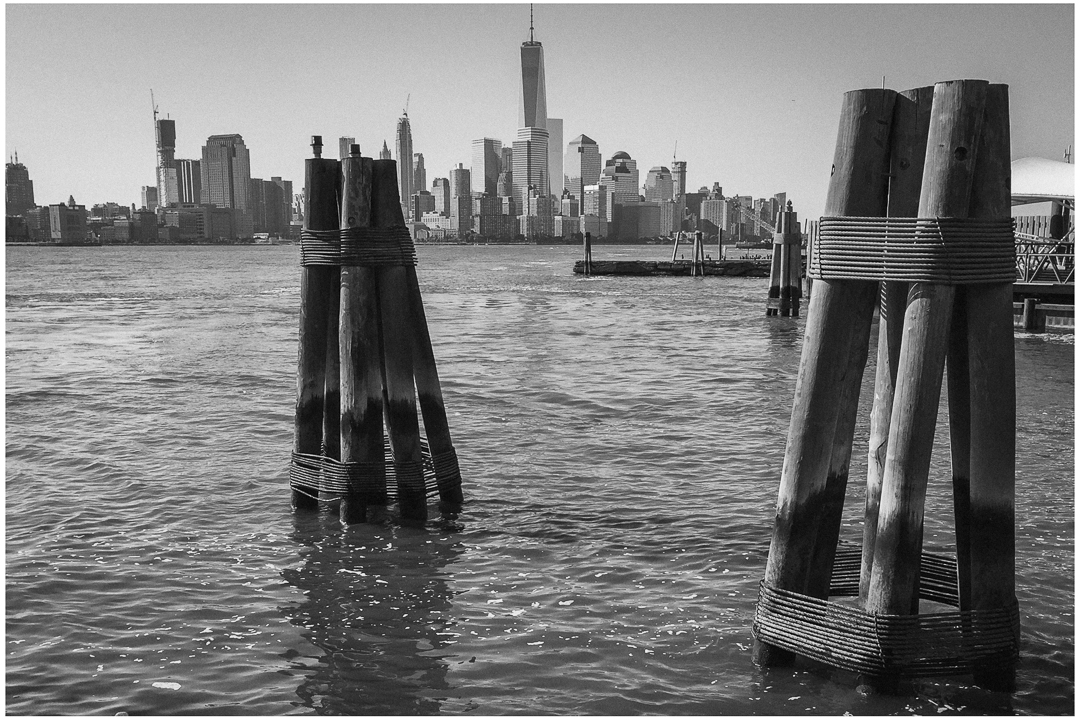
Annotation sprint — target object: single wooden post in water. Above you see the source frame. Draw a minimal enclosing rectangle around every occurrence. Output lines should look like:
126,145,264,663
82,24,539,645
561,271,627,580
866,79,989,618
583,231,593,276
293,136,340,510
1021,297,1044,332
766,224,783,315
371,159,428,522
692,231,704,276
338,149,387,523
670,231,682,262
957,83,1018,692
753,88,896,667
860,85,933,604
717,228,723,260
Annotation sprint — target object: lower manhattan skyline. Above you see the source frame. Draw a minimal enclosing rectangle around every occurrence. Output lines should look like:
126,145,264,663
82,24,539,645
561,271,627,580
6,3,1074,220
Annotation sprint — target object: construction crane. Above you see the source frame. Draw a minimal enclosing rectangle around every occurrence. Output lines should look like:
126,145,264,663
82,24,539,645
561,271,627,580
151,89,158,123
403,93,410,117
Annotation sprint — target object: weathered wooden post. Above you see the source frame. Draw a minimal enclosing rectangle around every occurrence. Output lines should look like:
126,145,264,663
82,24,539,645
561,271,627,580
860,85,933,604
292,136,341,509
951,83,1018,691
1021,297,1045,332
765,225,783,315
582,231,593,276
338,148,387,523
670,231,682,262
717,228,723,260
753,87,896,666
692,231,705,276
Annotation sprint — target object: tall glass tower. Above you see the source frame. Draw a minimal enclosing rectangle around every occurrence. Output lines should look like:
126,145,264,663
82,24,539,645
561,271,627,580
514,6,551,233
395,113,413,220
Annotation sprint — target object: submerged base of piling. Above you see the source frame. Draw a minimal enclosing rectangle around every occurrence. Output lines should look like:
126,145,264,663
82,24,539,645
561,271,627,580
573,259,771,277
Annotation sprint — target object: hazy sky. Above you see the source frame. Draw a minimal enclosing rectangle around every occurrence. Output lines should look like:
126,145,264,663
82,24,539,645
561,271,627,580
6,3,1074,218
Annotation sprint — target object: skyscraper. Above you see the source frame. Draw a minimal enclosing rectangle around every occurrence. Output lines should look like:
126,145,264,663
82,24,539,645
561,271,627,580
413,153,426,196
380,141,391,160
155,115,179,207
201,134,253,237
601,152,641,206
450,164,472,234
431,178,450,216
515,8,551,235
645,167,674,202
671,160,687,198
6,152,35,216
471,138,503,196
176,159,201,204
395,113,413,219
546,118,563,197
564,135,600,202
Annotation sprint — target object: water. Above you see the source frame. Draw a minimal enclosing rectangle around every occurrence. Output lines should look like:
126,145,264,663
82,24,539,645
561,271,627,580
6,244,1073,715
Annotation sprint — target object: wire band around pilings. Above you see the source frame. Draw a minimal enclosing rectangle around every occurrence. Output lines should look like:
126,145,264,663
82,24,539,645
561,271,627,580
810,217,1016,283
752,546,1021,679
392,459,426,493
289,438,442,499
431,447,463,493
299,226,417,267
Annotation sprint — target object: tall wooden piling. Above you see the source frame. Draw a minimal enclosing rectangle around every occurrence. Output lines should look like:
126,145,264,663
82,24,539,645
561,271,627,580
766,230,783,316
293,136,340,510
338,150,387,523
957,83,1017,691
866,79,989,617
371,159,428,522
753,88,896,667
671,231,682,262
860,85,933,604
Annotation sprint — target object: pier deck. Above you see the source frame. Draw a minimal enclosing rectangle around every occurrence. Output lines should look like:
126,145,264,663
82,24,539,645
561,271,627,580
572,259,771,277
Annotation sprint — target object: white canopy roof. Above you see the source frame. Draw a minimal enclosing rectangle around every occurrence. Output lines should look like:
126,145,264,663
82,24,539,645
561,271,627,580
1011,157,1074,205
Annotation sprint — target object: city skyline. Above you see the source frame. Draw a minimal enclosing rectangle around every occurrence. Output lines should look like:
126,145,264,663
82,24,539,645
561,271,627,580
6,4,1074,219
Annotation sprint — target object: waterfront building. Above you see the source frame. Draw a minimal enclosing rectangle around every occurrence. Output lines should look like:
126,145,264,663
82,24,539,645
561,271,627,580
141,185,158,211
250,178,286,236
48,196,88,242
177,159,202,204
6,153,35,216
114,209,159,244
559,189,579,217
564,135,600,202
547,118,563,197
200,134,253,238
432,178,450,216
699,196,726,234
659,199,678,235
512,128,550,216
412,191,436,222
645,166,674,203
600,152,640,206
471,138,503,196
450,164,472,234
380,141,391,160
155,116,179,207
413,153,427,196
583,183,612,222
272,177,293,223
395,113,413,219
581,213,607,239
339,136,355,160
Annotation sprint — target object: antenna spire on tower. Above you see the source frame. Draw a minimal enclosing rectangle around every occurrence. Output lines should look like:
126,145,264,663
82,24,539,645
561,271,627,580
404,93,410,117
151,89,158,122
529,3,534,42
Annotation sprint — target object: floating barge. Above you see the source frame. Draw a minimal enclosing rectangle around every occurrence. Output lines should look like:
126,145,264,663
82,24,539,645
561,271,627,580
572,259,770,277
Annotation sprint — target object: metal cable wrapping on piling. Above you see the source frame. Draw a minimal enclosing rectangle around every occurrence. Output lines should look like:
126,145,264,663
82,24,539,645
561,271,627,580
752,547,1020,679
431,448,463,493
300,226,417,267
289,438,441,499
810,217,1016,283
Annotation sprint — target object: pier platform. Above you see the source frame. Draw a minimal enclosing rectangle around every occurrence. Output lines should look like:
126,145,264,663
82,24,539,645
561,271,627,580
573,259,770,277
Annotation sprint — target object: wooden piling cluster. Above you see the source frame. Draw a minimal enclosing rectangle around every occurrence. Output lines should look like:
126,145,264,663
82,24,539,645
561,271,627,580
291,137,463,523
752,81,1020,691
765,202,803,316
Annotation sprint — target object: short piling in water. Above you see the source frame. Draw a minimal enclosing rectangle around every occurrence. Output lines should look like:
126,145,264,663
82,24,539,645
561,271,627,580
582,231,593,276
291,137,463,523
691,231,705,276
753,81,1020,691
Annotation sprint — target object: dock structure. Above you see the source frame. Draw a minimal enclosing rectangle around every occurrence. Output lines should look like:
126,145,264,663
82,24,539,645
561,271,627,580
572,258,770,277
291,137,463,524
753,81,1021,692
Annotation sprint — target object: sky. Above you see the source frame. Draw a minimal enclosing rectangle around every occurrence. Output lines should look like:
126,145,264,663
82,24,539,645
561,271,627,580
5,3,1075,219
